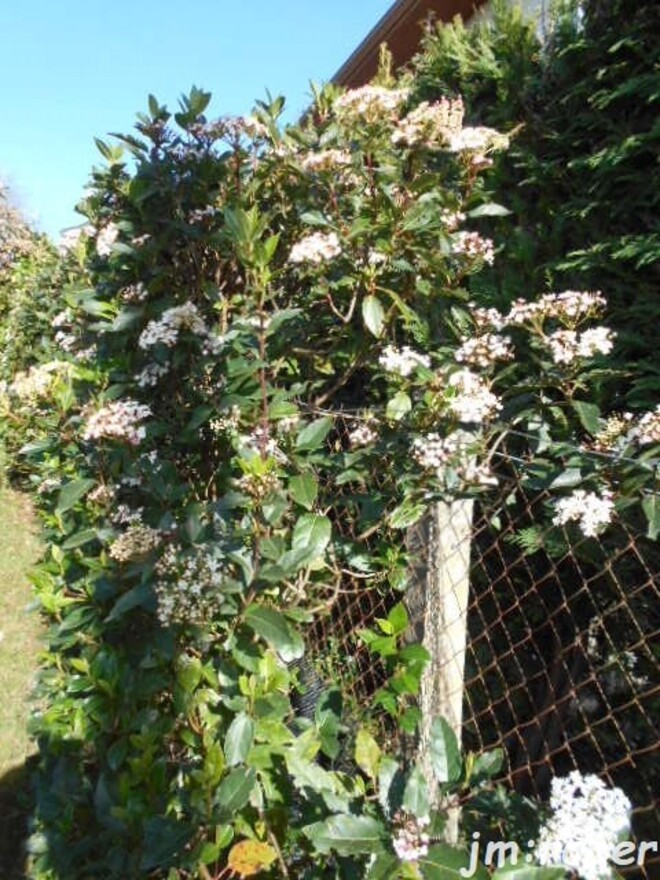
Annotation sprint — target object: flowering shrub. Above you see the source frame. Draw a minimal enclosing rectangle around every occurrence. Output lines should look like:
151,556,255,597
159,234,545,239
5,77,655,880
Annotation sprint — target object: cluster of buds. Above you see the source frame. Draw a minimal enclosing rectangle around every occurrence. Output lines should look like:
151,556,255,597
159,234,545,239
109,524,162,563
392,812,431,863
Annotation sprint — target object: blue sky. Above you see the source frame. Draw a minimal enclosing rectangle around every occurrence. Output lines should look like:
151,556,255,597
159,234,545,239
1,0,394,239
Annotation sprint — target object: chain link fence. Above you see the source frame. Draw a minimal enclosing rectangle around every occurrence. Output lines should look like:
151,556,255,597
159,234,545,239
310,420,659,878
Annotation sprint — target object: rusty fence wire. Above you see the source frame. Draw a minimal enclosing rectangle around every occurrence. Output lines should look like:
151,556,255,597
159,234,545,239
310,423,659,878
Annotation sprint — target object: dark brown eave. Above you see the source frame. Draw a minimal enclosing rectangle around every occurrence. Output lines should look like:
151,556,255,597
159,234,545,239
333,0,487,88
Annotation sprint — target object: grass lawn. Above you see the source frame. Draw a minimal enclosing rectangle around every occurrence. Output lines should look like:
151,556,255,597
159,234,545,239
0,486,42,878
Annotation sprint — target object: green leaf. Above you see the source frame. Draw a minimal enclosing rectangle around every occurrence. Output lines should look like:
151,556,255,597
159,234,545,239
289,474,318,510
386,391,412,422
105,582,154,623
55,478,96,514
224,712,255,766
387,602,409,636
429,717,462,783
421,844,489,880
378,756,405,817
490,865,566,880
216,768,256,814
140,817,193,871
295,417,333,451
642,494,660,541
362,295,386,337
61,529,98,550
572,400,600,434
402,765,430,819
355,728,381,780
469,748,504,780
244,605,304,662
388,500,426,529
467,202,511,218
292,513,331,559
304,815,385,856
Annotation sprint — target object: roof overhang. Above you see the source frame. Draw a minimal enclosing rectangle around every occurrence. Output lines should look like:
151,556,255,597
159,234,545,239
333,0,487,87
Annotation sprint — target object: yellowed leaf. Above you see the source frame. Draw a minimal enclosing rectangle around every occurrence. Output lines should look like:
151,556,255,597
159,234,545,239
227,840,277,877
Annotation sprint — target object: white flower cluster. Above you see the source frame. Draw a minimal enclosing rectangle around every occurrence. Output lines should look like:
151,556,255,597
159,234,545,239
210,405,241,435
392,813,430,863
52,308,73,328
590,413,634,451
121,283,148,303
138,301,214,350
455,333,513,368
447,125,508,154
109,524,162,563
288,231,342,265
547,327,615,364
57,226,91,254
553,489,614,537
111,504,144,526
334,85,409,123
349,421,378,448
412,431,496,485
379,345,431,377
88,483,116,506
135,362,170,388
637,406,660,445
299,150,352,172
155,543,228,626
392,97,464,147
55,331,77,353
440,209,466,231
83,399,152,446
448,369,501,422
7,361,69,400
536,771,631,880
507,291,606,326
452,231,495,265
470,305,507,332
95,223,120,257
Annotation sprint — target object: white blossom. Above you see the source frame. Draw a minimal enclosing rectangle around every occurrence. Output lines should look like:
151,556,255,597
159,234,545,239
138,301,213,350
95,223,120,257
379,344,430,377
8,361,70,400
452,231,495,265
299,150,352,172
636,405,660,445
506,291,607,326
155,543,230,626
392,814,430,863
455,333,513,368
83,399,152,446
288,231,341,265
349,422,378,448
447,126,508,153
553,489,614,537
447,369,501,422
536,771,631,880
136,362,170,387
547,327,614,364
392,97,464,147
52,308,73,328
334,85,409,122
412,431,496,486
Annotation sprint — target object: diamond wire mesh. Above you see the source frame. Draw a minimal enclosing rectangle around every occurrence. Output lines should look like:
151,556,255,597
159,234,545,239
309,417,659,878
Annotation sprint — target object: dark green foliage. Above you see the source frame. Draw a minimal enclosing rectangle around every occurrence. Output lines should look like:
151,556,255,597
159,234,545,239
411,0,660,407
